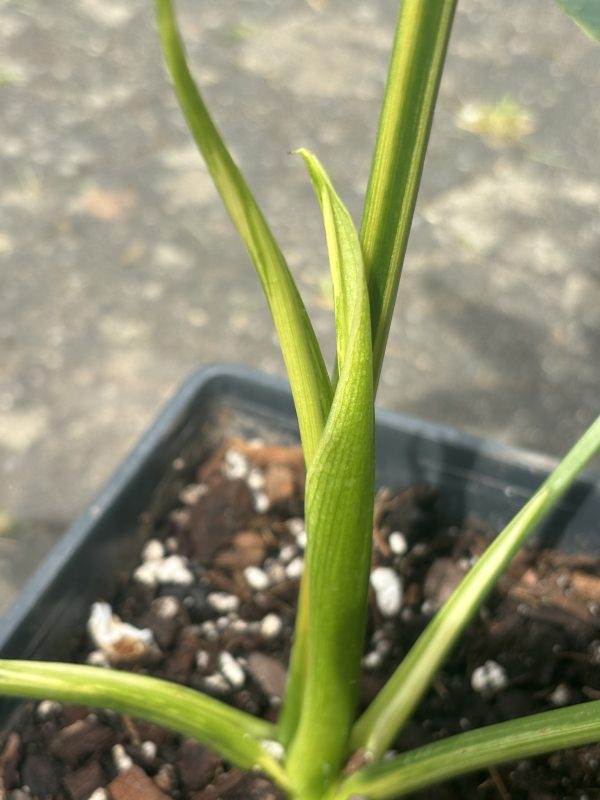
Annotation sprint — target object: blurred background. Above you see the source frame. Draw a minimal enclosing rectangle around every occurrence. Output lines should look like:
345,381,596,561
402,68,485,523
0,0,599,609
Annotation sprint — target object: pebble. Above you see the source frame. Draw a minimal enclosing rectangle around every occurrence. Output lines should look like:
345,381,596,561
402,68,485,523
246,653,287,701
423,558,469,610
244,566,271,591
370,567,403,617
207,592,240,614
471,660,509,694
285,556,304,579
87,602,155,663
223,449,249,480
218,652,246,689
260,613,282,639
388,531,408,556
112,744,133,773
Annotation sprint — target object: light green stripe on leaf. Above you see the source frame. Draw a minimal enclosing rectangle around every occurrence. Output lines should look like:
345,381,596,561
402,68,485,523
294,150,360,375
360,0,457,389
0,660,290,790
156,0,332,465
556,0,600,42
336,701,600,800
284,152,374,798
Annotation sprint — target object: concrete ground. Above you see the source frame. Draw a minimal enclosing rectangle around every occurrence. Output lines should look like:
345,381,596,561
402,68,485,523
0,0,599,611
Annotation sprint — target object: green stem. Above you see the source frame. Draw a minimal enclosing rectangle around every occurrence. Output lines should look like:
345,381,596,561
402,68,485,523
336,701,600,800
360,0,457,390
282,153,375,798
351,413,600,760
0,660,290,791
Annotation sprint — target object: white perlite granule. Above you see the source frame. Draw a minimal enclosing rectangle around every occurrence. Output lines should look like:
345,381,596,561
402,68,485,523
36,700,61,718
253,491,270,513
247,468,265,491
203,673,230,694
287,518,307,549
260,613,283,639
87,602,155,663
223,449,249,480
243,566,271,591
179,483,208,506
218,652,246,689
207,592,240,613
261,739,285,762
134,554,194,587
87,790,110,800
549,683,571,706
140,740,158,760
362,650,383,670
112,743,133,773
286,556,304,579
152,595,180,620
142,538,165,561
195,649,210,671
370,567,403,617
471,660,509,694
388,531,408,556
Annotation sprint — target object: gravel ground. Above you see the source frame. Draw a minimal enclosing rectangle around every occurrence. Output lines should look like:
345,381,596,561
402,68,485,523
0,0,598,610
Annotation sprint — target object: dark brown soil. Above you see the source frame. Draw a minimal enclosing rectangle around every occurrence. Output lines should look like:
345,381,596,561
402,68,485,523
1,439,599,800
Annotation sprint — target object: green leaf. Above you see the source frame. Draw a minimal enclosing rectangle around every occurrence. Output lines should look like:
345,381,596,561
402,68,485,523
351,413,600,760
0,660,290,790
556,0,600,43
156,0,332,465
360,0,457,389
282,151,374,798
336,701,600,800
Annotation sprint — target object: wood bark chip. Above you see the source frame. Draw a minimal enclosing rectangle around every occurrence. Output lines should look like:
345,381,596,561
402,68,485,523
108,765,171,800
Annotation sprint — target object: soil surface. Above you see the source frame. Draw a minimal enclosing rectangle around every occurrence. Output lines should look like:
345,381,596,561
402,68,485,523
1,440,599,799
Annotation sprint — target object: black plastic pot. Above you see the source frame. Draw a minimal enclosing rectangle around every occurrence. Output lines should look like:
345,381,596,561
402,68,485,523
0,364,598,719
